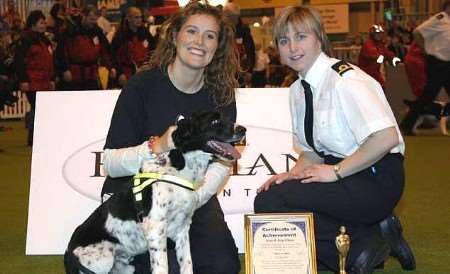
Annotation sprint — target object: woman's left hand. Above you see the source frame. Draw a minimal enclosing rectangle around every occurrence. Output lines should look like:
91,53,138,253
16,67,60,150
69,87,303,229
300,164,338,183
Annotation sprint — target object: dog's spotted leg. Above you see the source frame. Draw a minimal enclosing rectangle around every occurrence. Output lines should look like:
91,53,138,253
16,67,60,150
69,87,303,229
175,227,194,274
150,221,168,274
72,241,116,274
145,219,168,274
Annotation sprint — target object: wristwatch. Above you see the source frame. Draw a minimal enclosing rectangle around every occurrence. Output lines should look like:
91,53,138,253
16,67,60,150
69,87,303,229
333,164,343,180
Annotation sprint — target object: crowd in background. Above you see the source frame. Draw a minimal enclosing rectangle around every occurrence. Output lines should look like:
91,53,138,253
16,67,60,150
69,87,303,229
0,0,445,140
0,1,433,93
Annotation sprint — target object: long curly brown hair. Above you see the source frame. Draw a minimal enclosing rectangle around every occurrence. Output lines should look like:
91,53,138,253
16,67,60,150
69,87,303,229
146,1,238,106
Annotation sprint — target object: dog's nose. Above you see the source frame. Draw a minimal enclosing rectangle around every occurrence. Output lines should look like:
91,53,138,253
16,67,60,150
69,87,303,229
235,125,246,135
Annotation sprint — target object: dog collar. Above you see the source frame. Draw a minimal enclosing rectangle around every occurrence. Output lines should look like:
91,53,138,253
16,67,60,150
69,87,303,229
132,172,195,201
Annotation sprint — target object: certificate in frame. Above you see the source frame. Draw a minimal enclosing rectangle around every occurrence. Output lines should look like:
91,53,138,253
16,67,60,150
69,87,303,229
244,213,317,274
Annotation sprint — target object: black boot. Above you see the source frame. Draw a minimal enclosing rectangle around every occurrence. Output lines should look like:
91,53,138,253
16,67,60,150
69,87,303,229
379,215,416,270
349,233,390,274
401,100,422,136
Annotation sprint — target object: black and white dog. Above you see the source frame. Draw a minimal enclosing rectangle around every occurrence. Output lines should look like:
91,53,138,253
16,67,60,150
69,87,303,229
64,111,246,274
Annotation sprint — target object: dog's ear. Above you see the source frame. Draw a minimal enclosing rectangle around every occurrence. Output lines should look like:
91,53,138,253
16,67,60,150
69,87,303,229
176,114,185,124
168,149,185,170
172,118,192,150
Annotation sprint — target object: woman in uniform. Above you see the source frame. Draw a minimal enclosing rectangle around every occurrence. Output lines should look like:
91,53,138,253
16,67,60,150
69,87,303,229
254,6,415,274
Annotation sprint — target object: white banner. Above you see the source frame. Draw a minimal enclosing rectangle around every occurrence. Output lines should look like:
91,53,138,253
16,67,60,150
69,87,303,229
26,88,296,254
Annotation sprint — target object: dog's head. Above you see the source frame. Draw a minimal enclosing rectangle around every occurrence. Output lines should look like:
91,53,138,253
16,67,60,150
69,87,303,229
169,111,246,170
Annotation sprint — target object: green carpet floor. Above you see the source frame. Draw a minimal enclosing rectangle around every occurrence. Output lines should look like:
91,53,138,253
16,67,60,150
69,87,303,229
1,119,449,274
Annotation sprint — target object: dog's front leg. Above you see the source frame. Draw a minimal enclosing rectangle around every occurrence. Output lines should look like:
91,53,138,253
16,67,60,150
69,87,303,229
174,227,194,274
196,163,230,208
142,217,169,274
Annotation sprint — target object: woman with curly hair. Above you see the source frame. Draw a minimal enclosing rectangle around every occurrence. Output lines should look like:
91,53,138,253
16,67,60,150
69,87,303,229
101,1,240,273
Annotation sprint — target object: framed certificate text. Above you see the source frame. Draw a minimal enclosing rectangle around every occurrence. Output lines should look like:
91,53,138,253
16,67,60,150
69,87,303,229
244,213,317,274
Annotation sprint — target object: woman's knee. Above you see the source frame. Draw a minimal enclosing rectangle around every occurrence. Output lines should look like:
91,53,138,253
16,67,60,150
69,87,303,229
254,190,284,213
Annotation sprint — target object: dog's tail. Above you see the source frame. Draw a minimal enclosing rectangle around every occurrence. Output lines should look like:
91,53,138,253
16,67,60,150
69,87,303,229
64,250,98,274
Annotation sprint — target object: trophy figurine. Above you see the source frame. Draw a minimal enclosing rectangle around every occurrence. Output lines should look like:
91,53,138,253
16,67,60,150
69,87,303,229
335,226,350,274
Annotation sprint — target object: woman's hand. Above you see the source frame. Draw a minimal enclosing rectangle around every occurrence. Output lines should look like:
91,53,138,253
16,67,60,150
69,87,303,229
257,172,301,193
300,164,337,183
151,125,177,154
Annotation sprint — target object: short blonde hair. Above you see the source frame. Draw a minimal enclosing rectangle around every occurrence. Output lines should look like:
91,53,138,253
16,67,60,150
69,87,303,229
272,6,332,56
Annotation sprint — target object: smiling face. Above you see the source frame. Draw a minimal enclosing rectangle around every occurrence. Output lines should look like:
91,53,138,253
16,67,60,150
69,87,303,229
173,14,219,72
277,22,322,77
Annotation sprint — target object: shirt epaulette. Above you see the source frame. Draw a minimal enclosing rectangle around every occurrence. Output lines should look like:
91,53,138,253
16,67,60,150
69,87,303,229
332,60,353,76
436,13,444,20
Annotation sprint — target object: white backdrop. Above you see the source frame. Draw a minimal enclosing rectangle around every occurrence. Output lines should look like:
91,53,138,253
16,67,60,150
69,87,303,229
26,88,297,255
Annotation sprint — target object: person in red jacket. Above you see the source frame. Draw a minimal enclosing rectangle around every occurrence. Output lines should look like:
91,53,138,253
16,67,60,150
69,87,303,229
56,5,115,90
111,6,156,87
404,41,426,97
15,10,55,145
358,24,397,89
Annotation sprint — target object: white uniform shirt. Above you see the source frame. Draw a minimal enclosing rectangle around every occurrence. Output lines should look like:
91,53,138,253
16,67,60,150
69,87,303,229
416,11,450,61
290,53,405,158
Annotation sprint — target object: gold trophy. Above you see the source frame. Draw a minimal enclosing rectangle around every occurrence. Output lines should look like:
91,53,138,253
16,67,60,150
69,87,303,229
335,226,350,274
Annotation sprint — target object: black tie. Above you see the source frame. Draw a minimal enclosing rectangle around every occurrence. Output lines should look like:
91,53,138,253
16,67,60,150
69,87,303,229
301,80,323,157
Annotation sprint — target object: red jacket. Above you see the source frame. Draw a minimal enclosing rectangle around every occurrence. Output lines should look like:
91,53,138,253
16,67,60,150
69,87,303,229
112,26,156,78
56,21,112,82
404,42,426,97
358,38,395,87
15,30,55,92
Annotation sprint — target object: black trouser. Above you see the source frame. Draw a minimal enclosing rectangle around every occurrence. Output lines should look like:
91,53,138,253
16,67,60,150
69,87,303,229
131,196,240,274
254,153,404,272
25,92,36,145
401,55,450,131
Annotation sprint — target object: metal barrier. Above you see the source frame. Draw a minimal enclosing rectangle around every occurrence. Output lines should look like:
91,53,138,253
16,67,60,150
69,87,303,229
333,46,361,65
0,91,30,119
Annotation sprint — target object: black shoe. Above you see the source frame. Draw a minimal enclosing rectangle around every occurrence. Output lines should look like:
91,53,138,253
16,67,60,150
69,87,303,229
379,215,416,270
349,235,390,274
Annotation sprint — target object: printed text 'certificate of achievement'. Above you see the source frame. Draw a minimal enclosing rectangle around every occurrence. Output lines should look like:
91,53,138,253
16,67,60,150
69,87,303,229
245,213,317,274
